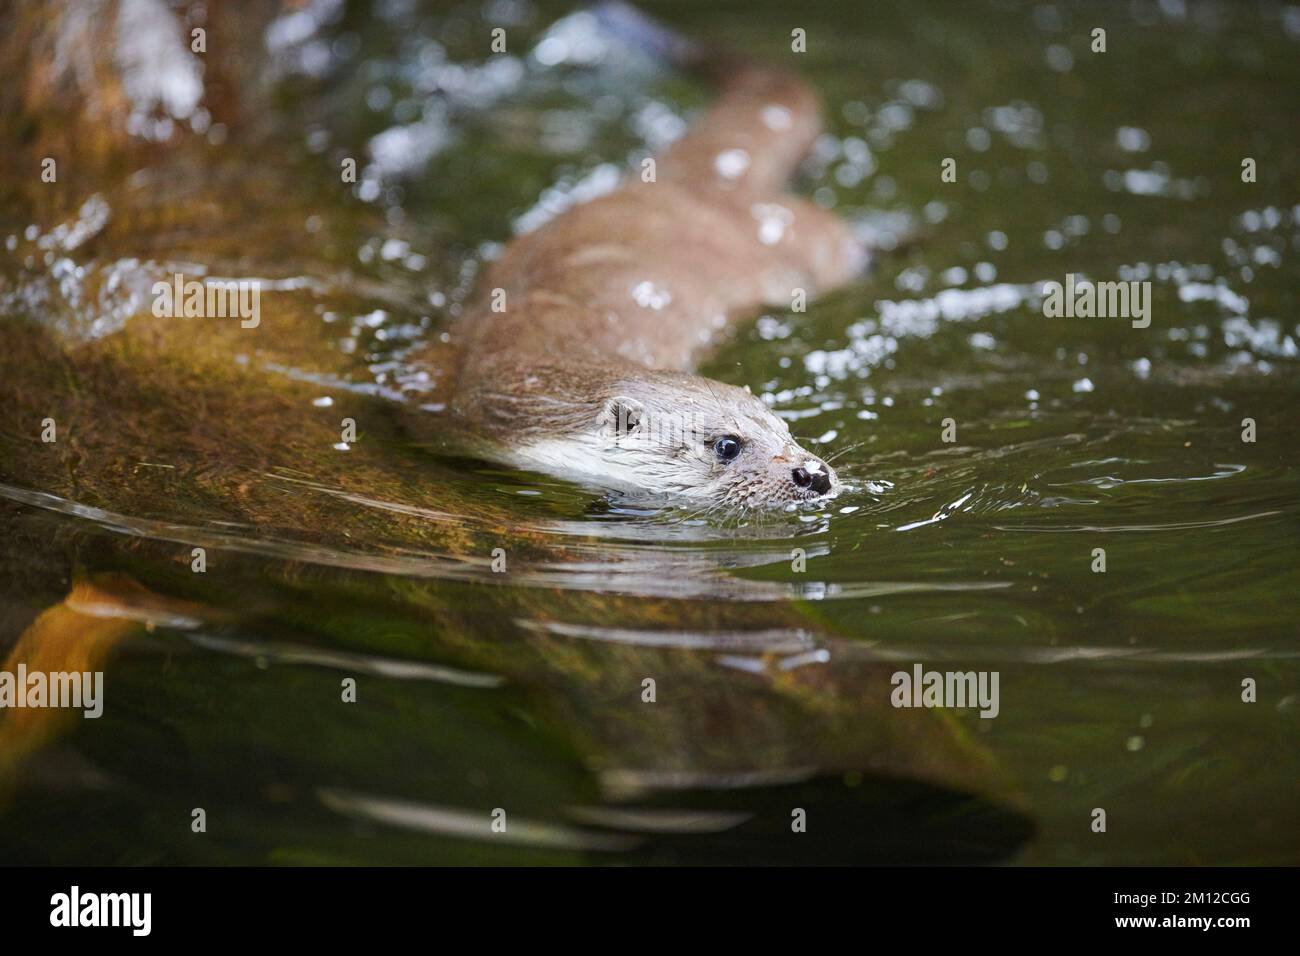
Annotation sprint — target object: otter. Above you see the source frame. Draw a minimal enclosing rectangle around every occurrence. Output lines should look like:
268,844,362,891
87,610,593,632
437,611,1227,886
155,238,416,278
412,6,869,509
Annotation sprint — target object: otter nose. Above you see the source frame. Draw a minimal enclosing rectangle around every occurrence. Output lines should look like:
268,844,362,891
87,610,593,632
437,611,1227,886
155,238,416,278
792,464,832,495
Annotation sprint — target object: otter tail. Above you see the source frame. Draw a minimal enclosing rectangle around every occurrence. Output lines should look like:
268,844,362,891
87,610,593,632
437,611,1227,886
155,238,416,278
591,1,823,197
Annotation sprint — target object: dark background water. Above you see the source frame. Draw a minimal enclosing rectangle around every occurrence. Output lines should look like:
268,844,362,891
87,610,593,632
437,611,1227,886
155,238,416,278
0,0,1296,864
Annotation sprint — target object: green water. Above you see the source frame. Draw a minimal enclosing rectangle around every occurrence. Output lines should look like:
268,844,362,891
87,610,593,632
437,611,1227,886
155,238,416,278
0,0,1297,864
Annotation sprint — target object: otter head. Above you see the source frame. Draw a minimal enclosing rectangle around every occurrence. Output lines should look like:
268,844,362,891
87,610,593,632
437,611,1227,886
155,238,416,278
588,371,841,509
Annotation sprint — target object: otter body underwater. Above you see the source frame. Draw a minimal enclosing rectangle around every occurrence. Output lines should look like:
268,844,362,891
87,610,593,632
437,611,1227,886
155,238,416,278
408,6,870,509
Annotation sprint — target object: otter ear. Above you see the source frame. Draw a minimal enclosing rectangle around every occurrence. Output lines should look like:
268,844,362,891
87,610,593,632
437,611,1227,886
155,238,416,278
598,396,645,439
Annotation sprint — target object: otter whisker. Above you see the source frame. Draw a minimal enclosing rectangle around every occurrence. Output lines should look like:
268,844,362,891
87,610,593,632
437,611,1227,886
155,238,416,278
823,441,866,464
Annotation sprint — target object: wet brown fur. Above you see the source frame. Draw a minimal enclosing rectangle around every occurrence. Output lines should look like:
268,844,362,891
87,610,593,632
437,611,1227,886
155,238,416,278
419,65,866,449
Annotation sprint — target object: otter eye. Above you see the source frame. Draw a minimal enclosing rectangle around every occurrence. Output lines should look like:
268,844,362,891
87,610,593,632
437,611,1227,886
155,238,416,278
713,435,743,462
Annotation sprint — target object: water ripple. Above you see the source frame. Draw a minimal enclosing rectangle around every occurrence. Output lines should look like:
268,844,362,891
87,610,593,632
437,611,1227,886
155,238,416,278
189,632,504,688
